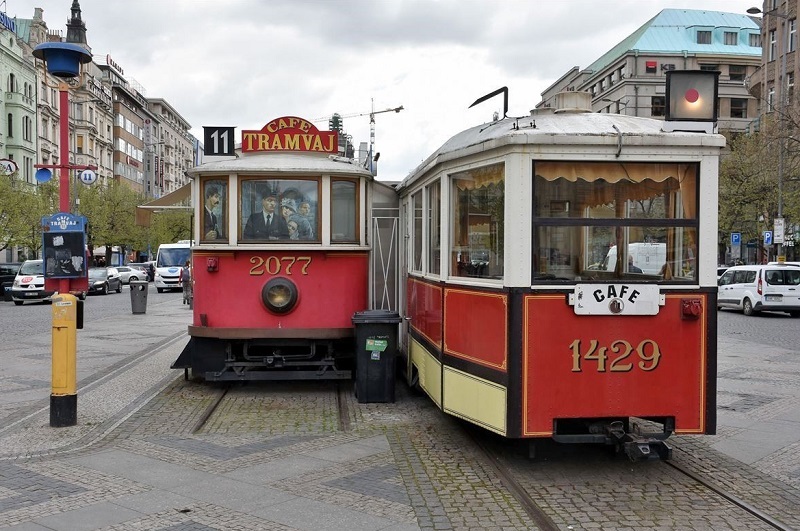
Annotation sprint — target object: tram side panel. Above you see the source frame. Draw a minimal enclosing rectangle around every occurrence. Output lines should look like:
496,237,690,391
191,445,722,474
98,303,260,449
174,249,369,378
191,250,368,330
522,292,717,438
405,277,717,441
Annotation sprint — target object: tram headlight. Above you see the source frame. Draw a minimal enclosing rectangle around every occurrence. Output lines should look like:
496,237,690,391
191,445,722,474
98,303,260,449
261,277,298,314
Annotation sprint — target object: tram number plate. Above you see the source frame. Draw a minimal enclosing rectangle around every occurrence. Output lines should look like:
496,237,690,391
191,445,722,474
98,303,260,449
249,256,311,276
765,295,781,302
569,339,662,372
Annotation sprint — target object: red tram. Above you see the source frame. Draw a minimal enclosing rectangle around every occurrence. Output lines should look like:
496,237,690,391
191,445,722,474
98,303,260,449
172,116,398,380
397,76,723,459
174,71,723,459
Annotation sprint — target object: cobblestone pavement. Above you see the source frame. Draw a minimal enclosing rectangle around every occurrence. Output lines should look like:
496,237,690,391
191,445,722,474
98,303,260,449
0,300,798,530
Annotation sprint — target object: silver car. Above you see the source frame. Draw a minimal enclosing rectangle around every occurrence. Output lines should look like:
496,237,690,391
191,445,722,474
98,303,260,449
116,265,148,285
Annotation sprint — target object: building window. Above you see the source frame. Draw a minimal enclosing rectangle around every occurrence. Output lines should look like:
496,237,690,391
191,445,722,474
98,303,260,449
697,30,712,44
6,113,12,138
768,86,775,111
791,19,797,52
729,65,747,82
730,98,748,118
651,96,666,117
700,64,719,72
76,135,84,155
724,31,738,45
750,33,761,47
788,72,795,104
769,30,777,61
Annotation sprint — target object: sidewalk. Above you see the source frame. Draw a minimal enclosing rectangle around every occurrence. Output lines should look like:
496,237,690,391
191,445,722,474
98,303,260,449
0,302,799,529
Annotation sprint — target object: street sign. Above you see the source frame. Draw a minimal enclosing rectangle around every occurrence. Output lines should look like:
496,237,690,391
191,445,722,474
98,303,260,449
0,158,18,175
774,218,785,244
731,232,741,245
79,169,97,185
764,231,773,245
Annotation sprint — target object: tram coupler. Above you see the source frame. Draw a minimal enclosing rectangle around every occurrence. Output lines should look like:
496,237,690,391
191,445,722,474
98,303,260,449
623,438,672,461
604,419,673,461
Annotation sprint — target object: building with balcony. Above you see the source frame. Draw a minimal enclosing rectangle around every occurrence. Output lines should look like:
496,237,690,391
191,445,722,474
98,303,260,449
537,9,762,138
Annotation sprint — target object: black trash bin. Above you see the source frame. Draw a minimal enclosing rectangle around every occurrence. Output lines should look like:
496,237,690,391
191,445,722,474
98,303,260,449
352,309,402,403
130,280,148,314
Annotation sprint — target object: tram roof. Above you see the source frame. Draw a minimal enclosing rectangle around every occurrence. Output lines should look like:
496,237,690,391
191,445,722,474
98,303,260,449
398,111,726,190
188,152,374,179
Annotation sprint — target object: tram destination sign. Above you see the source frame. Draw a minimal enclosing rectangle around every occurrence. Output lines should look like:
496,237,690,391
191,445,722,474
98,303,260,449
241,116,338,154
571,284,663,315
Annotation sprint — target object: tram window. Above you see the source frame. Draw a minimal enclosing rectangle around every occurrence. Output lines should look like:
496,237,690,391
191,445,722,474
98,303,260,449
428,181,441,275
240,178,319,242
201,179,227,242
331,179,358,243
451,163,504,280
532,161,699,283
412,191,423,272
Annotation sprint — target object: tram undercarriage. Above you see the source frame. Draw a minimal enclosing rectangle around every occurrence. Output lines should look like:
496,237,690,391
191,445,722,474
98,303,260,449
172,336,354,381
549,417,674,461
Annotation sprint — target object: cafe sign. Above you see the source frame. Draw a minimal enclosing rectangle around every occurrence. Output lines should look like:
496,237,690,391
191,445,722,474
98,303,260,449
241,116,338,154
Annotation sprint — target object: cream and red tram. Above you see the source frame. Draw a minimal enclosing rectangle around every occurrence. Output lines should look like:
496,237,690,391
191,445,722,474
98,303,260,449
396,84,723,459
172,117,397,380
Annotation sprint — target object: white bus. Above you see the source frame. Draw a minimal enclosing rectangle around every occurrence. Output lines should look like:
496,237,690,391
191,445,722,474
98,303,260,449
154,240,192,293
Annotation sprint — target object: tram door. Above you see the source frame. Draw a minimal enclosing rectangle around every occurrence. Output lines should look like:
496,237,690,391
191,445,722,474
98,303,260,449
370,181,400,312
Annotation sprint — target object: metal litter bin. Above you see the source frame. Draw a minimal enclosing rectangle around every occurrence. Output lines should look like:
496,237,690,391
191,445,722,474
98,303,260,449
352,309,402,403
130,280,148,314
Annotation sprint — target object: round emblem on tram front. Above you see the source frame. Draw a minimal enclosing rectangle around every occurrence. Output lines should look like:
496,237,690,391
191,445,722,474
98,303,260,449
608,298,624,314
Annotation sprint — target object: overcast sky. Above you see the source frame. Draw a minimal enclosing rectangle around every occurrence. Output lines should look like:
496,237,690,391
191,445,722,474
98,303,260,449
16,0,759,180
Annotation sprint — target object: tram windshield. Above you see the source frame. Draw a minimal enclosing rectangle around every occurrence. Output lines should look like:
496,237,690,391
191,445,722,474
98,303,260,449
532,161,698,283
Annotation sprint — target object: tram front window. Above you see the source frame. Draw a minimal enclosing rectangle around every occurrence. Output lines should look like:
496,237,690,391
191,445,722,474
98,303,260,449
532,161,699,283
451,163,504,280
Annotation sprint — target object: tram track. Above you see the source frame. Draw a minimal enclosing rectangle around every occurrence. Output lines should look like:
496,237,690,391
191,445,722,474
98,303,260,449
665,459,794,531
191,384,230,434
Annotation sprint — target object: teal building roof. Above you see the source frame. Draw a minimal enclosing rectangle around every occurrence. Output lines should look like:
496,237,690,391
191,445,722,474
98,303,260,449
586,9,761,74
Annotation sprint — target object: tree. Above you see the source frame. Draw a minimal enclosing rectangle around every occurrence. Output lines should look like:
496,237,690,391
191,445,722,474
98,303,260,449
0,175,59,259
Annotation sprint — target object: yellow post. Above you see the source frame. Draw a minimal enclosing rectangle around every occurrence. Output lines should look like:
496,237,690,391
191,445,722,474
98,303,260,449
51,293,77,427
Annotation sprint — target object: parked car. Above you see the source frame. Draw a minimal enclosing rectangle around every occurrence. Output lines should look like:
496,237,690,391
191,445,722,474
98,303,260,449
717,265,729,280
718,264,800,317
0,262,21,301
128,262,154,281
87,267,122,295
11,259,57,305
117,265,148,284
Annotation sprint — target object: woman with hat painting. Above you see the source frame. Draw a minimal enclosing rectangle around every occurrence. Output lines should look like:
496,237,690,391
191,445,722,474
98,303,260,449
280,198,313,240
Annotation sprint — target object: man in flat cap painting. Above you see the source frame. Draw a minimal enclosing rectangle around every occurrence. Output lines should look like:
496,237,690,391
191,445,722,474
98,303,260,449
243,189,289,240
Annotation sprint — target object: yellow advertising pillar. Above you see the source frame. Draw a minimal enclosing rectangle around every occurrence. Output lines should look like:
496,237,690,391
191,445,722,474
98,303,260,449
51,293,77,427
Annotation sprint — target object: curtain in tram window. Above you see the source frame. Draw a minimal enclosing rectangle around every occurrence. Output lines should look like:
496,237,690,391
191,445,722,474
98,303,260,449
453,164,504,190
534,162,696,213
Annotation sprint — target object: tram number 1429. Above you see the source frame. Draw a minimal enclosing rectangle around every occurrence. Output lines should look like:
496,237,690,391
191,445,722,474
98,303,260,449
249,256,312,276
569,339,662,373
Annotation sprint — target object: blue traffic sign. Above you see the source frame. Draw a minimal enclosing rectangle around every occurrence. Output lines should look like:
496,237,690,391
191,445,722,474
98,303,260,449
731,232,741,245
764,231,773,245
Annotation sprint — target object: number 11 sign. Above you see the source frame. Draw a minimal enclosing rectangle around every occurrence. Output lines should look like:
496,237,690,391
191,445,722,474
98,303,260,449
203,126,236,156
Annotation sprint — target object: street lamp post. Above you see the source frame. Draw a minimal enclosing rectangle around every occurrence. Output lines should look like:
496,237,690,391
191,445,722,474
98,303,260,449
748,4,790,260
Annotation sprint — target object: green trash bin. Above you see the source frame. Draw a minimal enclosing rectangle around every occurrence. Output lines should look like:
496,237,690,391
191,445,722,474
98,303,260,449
130,280,148,314
352,309,402,403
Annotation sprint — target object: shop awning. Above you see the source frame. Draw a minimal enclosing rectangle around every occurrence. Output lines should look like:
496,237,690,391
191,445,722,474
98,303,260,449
135,183,192,226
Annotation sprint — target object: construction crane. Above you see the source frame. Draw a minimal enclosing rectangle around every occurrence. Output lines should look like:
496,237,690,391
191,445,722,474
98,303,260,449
312,101,403,167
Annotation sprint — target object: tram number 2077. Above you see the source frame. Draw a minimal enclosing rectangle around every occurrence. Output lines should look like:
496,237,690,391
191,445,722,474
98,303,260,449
569,339,662,373
248,256,312,276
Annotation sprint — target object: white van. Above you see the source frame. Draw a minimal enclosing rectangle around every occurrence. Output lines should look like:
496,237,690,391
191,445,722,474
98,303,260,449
718,264,800,317
602,243,666,275
154,240,193,293
11,259,56,305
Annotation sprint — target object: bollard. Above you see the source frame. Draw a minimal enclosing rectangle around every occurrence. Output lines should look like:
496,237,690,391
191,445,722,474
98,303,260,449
51,293,77,427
